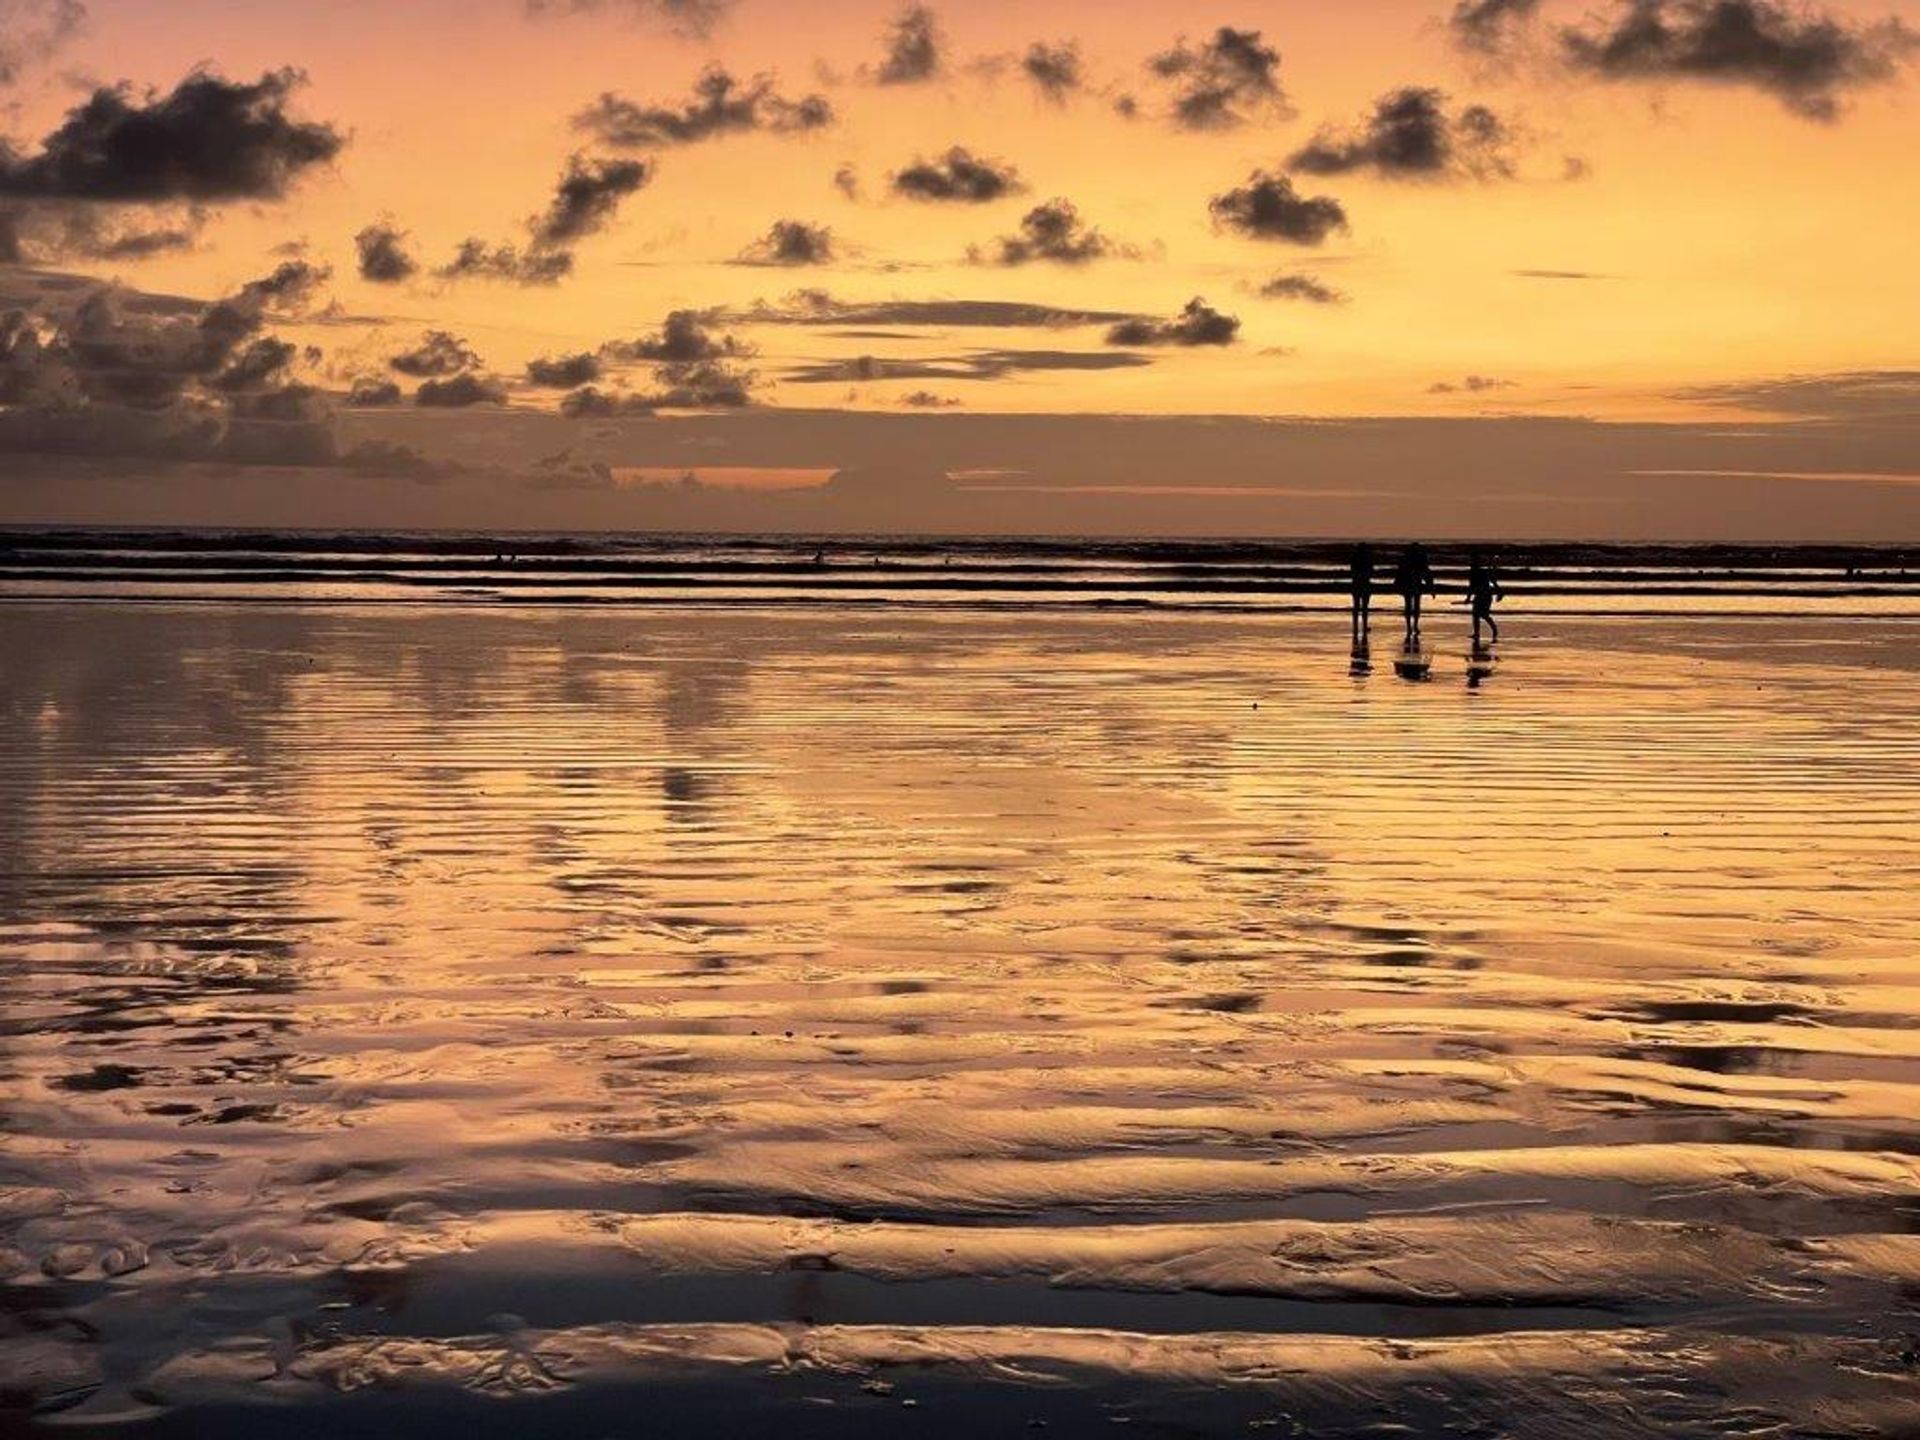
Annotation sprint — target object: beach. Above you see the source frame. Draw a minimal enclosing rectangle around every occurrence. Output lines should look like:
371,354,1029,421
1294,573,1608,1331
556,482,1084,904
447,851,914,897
3,598,1918,1436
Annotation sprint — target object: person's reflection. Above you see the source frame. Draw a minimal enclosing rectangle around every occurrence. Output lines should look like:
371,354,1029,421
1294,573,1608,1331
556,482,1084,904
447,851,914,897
1350,634,1372,677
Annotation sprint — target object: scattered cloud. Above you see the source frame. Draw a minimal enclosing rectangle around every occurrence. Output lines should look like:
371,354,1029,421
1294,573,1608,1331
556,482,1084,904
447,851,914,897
573,66,831,147
875,5,942,84
529,153,649,248
0,267,337,465
1105,297,1239,346
1448,0,1542,55
832,162,861,200
734,218,834,265
526,351,603,387
900,389,961,407
1144,26,1289,130
0,201,201,263
416,372,507,407
784,348,1153,383
523,0,734,40
891,146,1023,202
730,290,1143,328
437,153,645,287
1209,171,1349,244
1289,87,1516,180
436,237,574,286
1676,369,1920,420
600,308,747,363
1022,41,1084,101
0,0,86,86
354,222,417,283
346,376,402,407
389,330,481,378
1558,0,1916,120
233,258,330,315
1254,272,1346,304
972,199,1127,265
1429,373,1515,392
0,68,342,202
583,308,758,409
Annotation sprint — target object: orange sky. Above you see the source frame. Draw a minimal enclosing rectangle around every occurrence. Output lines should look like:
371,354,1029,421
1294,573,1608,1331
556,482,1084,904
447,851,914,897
0,0,1916,535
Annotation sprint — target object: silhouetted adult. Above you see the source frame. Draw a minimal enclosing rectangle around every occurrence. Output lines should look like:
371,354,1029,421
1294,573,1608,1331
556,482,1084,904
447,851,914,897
1393,543,1435,642
1349,542,1376,641
1465,549,1505,646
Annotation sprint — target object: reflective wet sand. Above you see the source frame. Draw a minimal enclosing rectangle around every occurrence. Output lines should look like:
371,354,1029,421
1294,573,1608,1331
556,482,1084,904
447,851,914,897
3,603,1918,1436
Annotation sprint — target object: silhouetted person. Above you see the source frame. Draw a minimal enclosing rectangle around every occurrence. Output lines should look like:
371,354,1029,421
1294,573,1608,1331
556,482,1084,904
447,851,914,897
1349,543,1376,642
1465,549,1504,646
1393,543,1435,642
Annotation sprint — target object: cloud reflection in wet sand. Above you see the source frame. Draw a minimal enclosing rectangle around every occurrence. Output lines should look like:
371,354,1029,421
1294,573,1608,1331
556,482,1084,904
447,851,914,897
1,604,1918,1435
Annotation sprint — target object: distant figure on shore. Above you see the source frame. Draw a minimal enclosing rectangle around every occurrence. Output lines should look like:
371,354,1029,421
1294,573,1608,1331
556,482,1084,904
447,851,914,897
1466,549,1504,647
1349,543,1375,642
1393,543,1436,642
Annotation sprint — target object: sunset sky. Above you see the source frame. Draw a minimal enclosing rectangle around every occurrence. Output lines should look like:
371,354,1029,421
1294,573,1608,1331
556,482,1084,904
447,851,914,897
0,0,1915,536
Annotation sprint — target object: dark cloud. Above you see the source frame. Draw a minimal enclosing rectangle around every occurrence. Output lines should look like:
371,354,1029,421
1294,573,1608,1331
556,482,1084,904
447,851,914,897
1145,26,1288,130
389,330,481,378
1255,272,1346,304
0,68,342,202
1558,0,1916,119
1429,373,1515,392
1449,0,1541,54
876,5,942,84
434,154,643,287
210,336,298,392
0,201,200,263
584,308,757,409
339,437,455,480
735,218,834,266
975,199,1123,265
557,355,755,413
0,269,335,464
890,146,1023,203
346,376,402,407
234,258,330,314
529,153,649,248
645,356,754,406
416,372,507,407
559,385,651,418
833,163,861,200
523,0,734,39
1676,369,1920,421
0,0,85,86
526,351,603,387
1289,88,1515,180
436,237,574,286
900,389,961,407
1105,297,1239,347
732,290,1142,328
784,348,1153,383
1209,171,1349,245
600,308,747,363
1022,41,1084,101
573,66,832,147
355,222,417,283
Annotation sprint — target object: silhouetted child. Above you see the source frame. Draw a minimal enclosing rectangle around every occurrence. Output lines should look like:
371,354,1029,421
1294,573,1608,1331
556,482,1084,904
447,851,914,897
1466,550,1504,646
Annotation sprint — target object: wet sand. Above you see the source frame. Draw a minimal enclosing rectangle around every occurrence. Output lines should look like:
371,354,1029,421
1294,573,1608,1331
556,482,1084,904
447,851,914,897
2,603,1918,1436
